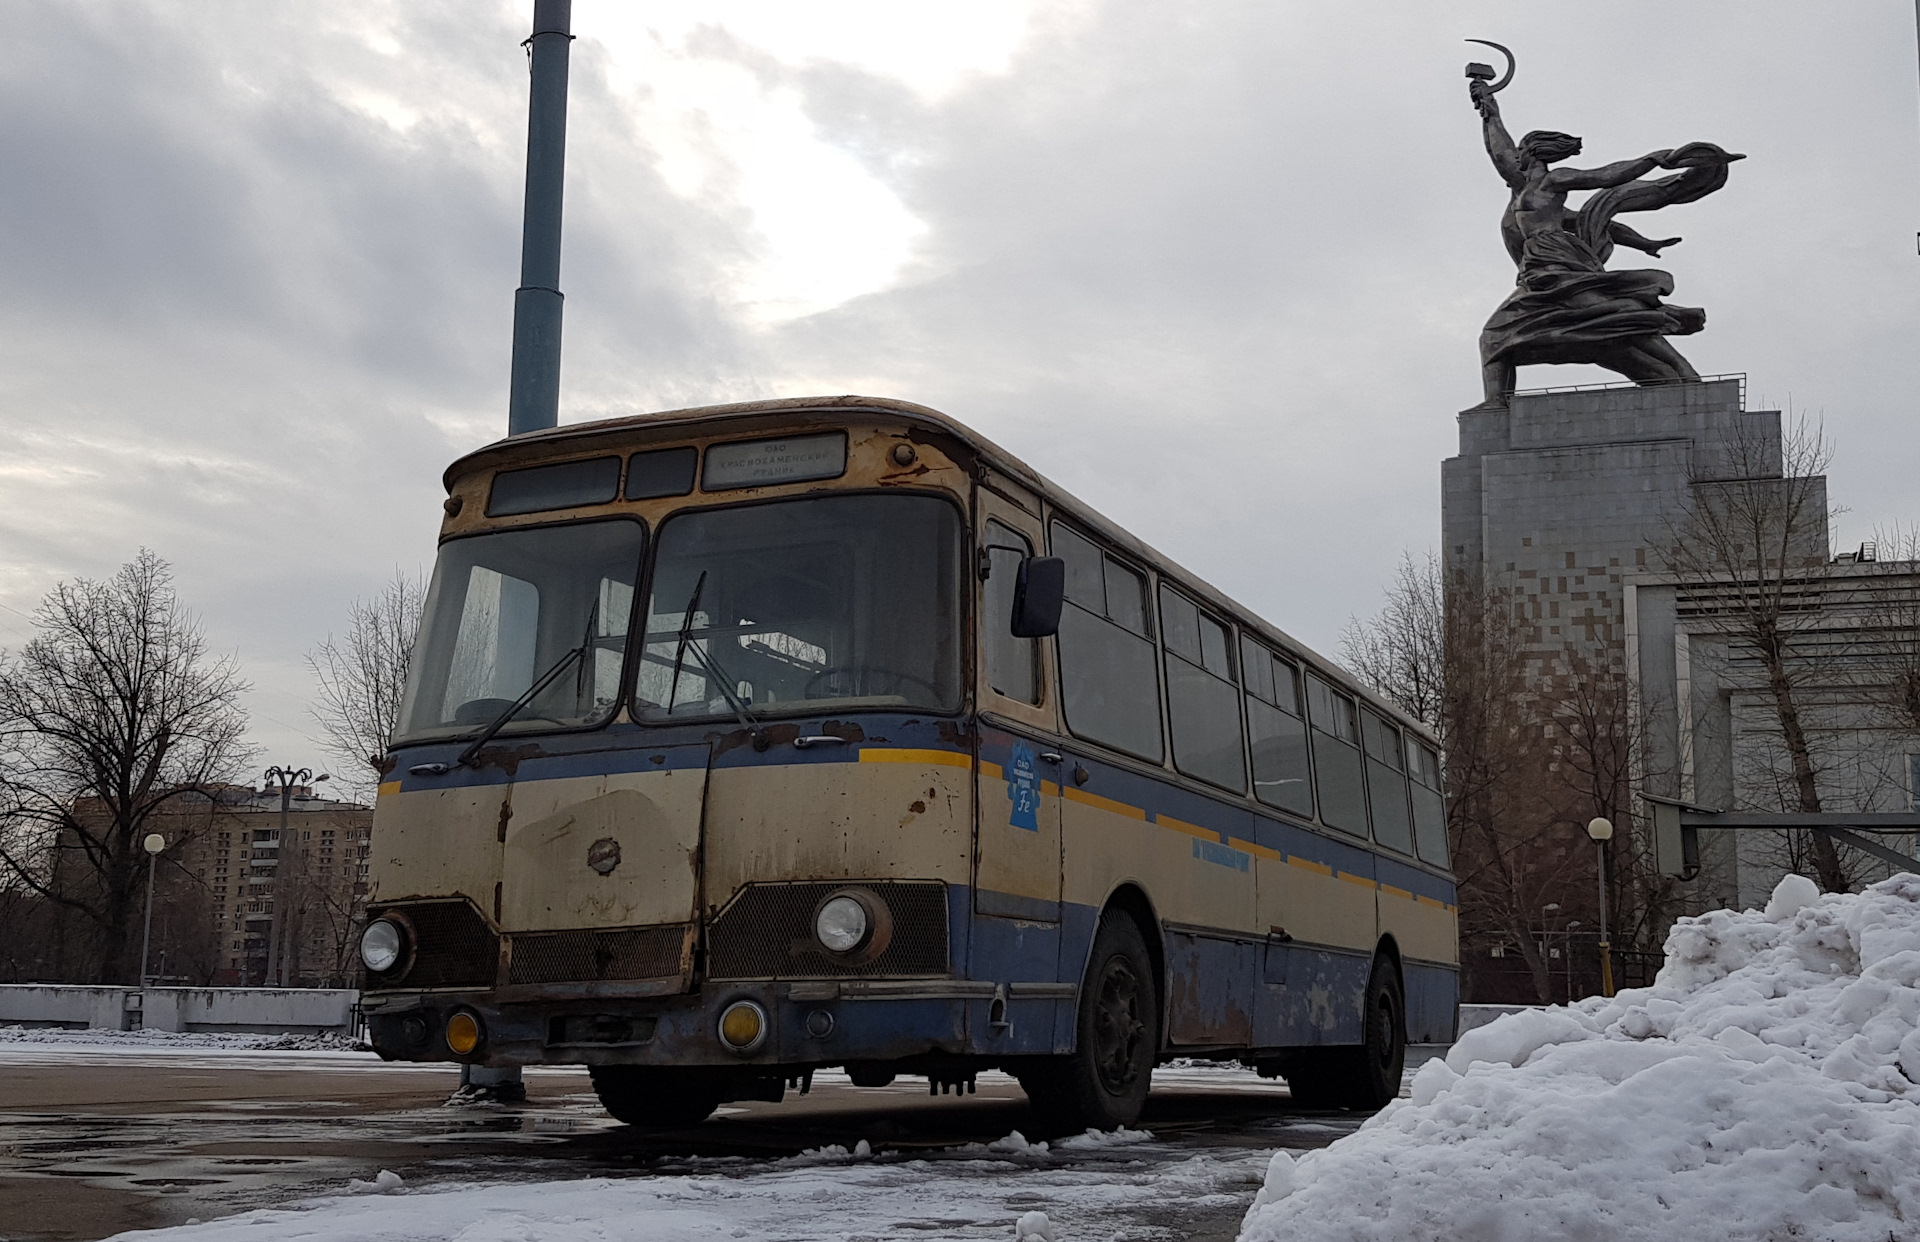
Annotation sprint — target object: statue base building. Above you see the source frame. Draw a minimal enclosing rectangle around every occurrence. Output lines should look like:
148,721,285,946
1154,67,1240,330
1441,377,1792,677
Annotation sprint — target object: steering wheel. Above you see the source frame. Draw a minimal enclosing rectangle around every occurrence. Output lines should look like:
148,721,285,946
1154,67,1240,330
803,666,942,702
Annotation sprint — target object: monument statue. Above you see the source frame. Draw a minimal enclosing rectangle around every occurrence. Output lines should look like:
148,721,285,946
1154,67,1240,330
1465,41,1744,407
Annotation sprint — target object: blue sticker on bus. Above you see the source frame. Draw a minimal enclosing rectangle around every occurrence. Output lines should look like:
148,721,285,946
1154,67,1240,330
1007,741,1040,831
1192,836,1250,871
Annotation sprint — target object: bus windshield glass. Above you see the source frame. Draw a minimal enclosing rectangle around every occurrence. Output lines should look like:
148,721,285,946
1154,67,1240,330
395,520,644,745
636,493,962,720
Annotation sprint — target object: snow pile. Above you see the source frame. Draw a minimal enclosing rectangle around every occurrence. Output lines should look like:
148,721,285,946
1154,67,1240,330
1013,1209,1058,1240
1241,874,1920,1242
0,1025,363,1052
347,1170,406,1195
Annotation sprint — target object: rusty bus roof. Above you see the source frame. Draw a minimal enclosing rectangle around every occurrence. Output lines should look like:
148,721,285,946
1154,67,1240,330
441,395,1435,744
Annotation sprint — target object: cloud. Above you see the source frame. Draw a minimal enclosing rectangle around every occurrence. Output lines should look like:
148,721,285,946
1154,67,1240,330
0,0,1912,764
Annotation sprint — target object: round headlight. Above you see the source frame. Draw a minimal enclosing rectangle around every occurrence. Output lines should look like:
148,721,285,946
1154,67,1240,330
718,1000,768,1054
815,895,869,954
360,919,404,973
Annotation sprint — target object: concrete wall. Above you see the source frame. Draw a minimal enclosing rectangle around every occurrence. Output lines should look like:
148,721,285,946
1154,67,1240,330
0,984,357,1034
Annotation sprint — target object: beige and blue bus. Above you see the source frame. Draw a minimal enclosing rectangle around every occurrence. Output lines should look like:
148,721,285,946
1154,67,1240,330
358,396,1457,1129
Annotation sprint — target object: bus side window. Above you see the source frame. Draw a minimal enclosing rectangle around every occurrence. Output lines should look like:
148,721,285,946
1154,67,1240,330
983,521,1039,704
1242,636,1313,818
1160,587,1245,792
1362,711,1414,855
1305,674,1368,837
1051,523,1163,762
1409,740,1448,865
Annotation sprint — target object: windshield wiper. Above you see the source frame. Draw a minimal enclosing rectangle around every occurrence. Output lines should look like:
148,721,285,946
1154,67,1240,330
456,601,599,769
665,571,768,750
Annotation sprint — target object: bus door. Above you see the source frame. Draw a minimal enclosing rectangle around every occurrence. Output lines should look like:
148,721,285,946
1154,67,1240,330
496,742,710,995
971,490,1069,1047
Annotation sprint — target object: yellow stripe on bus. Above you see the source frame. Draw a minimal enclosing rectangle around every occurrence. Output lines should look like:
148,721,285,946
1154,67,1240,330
1379,883,1413,902
1062,786,1148,820
1153,813,1219,843
1415,894,1451,910
1337,871,1377,890
377,781,401,798
1286,856,1334,876
858,748,973,770
1229,836,1282,861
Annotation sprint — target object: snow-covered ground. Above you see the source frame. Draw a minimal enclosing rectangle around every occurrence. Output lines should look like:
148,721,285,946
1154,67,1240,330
1240,874,1920,1242
0,1024,364,1052
100,1127,1269,1241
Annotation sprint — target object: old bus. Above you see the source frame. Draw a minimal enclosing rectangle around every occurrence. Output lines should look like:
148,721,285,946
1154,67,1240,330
359,396,1457,1129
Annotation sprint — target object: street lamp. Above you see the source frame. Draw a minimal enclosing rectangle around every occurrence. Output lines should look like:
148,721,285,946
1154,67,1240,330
1587,816,1615,997
139,832,166,988
261,765,329,987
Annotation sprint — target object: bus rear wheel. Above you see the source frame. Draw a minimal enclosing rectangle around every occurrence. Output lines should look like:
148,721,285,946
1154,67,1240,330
589,1066,725,1128
1281,957,1405,1111
1016,911,1158,1132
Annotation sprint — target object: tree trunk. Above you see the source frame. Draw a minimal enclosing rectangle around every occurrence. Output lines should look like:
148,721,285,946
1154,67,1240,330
1758,626,1848,891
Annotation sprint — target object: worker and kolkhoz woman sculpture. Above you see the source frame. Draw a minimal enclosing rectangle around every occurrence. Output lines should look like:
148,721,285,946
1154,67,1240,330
1466,41,1744,408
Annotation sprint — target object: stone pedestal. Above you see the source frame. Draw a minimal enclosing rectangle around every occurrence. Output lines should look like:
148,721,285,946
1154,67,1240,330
1440,377,1793,677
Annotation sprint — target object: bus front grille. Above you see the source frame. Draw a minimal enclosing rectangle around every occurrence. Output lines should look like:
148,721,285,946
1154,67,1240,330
707,881,949,979
366,900,499,990
507,925,689,985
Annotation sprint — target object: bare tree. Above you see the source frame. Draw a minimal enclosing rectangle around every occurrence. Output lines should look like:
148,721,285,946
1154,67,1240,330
1663,416,1856,890
307,571,424,798
0,551,252,983
1341,552,1446,729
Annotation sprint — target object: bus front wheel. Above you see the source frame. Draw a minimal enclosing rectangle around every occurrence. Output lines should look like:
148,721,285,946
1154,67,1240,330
1280,957,1405,1111
1015,910,1158,1132
589,1065,725,1128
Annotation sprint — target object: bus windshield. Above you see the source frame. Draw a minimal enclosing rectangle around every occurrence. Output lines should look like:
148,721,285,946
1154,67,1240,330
395,520,644,745
636,493,962,720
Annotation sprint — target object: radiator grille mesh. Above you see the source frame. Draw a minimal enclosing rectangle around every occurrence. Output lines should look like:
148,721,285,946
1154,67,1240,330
708,881,949,979
508,924,688,986
366,901,498,990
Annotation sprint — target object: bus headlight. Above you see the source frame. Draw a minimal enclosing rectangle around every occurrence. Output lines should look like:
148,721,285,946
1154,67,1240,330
718,1000,768,1054
360,919,405,973
815,895,870,954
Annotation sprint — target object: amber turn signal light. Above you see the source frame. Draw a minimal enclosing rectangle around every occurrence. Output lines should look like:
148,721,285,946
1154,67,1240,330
445,1011,483,1056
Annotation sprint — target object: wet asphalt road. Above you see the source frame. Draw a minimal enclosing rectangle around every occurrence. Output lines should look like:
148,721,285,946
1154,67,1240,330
0,1045,1430,1241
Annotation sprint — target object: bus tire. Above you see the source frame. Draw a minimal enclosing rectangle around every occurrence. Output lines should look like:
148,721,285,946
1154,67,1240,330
1016,910,1158,1132
1282,957,1405,1111
589,1066,724,1128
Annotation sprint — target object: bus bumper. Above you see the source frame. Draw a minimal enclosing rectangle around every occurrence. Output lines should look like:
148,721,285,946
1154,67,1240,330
360,978,1049,1069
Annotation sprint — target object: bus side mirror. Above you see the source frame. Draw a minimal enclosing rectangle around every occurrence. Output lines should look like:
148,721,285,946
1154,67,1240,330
1010,556,1065,638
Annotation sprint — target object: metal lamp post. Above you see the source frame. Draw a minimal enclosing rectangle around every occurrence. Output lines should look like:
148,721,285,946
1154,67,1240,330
1587,816,1615,997
139,833,166,987
262,766,328,987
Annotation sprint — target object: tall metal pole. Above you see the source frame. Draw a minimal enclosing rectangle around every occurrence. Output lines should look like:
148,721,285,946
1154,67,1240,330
507,0,574,437
1596,839,1614,997
266,779,292,986
140,849,157,988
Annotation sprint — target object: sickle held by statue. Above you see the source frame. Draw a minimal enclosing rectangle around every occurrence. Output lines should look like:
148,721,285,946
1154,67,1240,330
1465,39,1515,93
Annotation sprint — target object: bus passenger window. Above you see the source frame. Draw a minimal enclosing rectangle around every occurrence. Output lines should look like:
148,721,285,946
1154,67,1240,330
1305,674,1368,837
1243,638,1313,818
1160,587,1245,792
982,521,1039,704
1409,740,1448,865
1051,522,1163,762
1362,711,1414,855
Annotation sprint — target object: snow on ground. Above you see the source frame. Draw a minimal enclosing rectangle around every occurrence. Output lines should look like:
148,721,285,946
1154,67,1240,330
109,1130,1269,1242
0,1024,363,1052
1240,873,1920,1242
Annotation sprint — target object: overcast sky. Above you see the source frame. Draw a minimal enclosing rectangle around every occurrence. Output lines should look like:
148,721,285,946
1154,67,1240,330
0,0,1915,784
